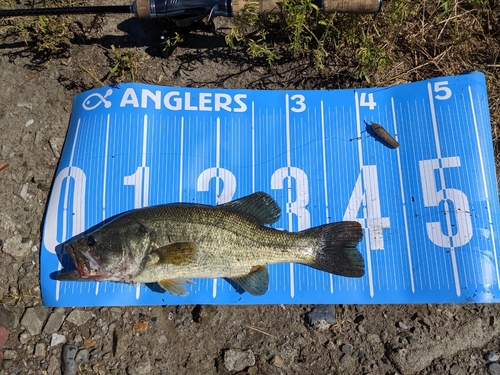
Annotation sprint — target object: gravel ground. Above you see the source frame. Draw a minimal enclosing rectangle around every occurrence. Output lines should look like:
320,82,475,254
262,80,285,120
1,3,500,375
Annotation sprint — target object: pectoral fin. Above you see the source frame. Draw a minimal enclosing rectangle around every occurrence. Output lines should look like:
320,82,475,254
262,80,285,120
153,242,197,265
158,278,195,296
228,265,269,296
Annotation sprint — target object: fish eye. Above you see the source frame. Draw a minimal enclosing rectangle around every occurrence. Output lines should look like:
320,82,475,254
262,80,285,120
86,235,97,247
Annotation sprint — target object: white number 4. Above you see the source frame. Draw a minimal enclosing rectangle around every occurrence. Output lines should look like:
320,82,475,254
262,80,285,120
343,165,390,250
360,93,377,110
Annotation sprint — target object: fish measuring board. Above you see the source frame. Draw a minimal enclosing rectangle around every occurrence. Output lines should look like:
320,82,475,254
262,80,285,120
41,72,500,306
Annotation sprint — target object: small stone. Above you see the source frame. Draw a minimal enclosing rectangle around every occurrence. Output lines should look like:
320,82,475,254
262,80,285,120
269,355,284,368
488,363,500,375
341,344,353,353
157,335,168,345
47,355,61,375
62,344,78,375
20,306,50,335
48,137,64,158
247,366,258,375
354,315,365,323
482,306,489,314
127,355,151,375
72,334,82,345
367,334,381,345
450,363,462,375
2,235,32,259
34,343,46,358
19,332,30,344
66,310,94,327
132,321,149,332
83,338,96,348
51,333,66,347
44,312,66,334
113,328,130,357
397,321,408,330
75,348,89,364
192,305,218,323
408,337,419,344
2,359,13,369
324,340,335,350
3,350,17,360
306,305,336,331
224,349,255,372
0,305,19,329
357,325,366,334
486,353,500,362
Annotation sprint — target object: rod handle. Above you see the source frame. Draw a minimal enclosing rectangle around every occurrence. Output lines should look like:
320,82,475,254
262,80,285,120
231,0,381,15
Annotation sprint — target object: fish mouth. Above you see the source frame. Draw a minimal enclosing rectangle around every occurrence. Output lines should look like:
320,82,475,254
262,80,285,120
57,243,103,281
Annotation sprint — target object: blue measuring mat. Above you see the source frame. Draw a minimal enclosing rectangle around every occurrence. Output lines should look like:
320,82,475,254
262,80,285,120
41,72,500,306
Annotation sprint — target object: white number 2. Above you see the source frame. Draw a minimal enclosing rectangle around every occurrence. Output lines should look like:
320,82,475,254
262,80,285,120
419,157,472,248
197,167,237,204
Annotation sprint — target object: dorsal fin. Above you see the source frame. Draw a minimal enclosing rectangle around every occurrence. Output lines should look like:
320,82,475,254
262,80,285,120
219,192,281,225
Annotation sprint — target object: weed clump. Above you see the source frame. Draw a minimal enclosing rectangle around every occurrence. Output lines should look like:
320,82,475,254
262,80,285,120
226,0,390,80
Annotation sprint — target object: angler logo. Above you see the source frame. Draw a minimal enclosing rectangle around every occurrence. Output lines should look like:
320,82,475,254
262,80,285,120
82,88,113,110
119,88,248,113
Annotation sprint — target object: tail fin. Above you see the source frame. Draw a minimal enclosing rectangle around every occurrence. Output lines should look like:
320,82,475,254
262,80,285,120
304,221,364,277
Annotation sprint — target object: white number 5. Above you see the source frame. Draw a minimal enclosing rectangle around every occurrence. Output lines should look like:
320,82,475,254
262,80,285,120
434,81,452,100
419,157,472,248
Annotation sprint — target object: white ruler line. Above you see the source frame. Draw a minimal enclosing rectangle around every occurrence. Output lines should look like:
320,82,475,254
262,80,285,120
142,114,148,167
213,117,221,298
96,114,111,296
321,101,330,223
56,117,83,301
320,101,334,294
469,87,500,288
252,102,255,193
285,94,295,298
179,116,184,202
216,117,220,200
102,114,110,221
392,98,415,293
142,114,149,208
427,83,460,297
136,113,150,300
355,91,374,297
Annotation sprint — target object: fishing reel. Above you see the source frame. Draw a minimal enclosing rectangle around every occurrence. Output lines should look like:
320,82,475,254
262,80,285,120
0,0,381,57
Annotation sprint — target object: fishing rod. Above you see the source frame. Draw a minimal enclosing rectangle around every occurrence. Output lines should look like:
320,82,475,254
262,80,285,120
0,0,381,56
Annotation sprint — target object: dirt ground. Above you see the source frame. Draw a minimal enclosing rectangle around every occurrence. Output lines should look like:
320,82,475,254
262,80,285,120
1,0,500,374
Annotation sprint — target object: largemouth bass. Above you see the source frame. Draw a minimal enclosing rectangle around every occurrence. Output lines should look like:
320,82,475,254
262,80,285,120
58,192,364,296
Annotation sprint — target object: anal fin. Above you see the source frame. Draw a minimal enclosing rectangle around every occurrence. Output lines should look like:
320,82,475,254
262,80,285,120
228,265,269,296
158,278,195,296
